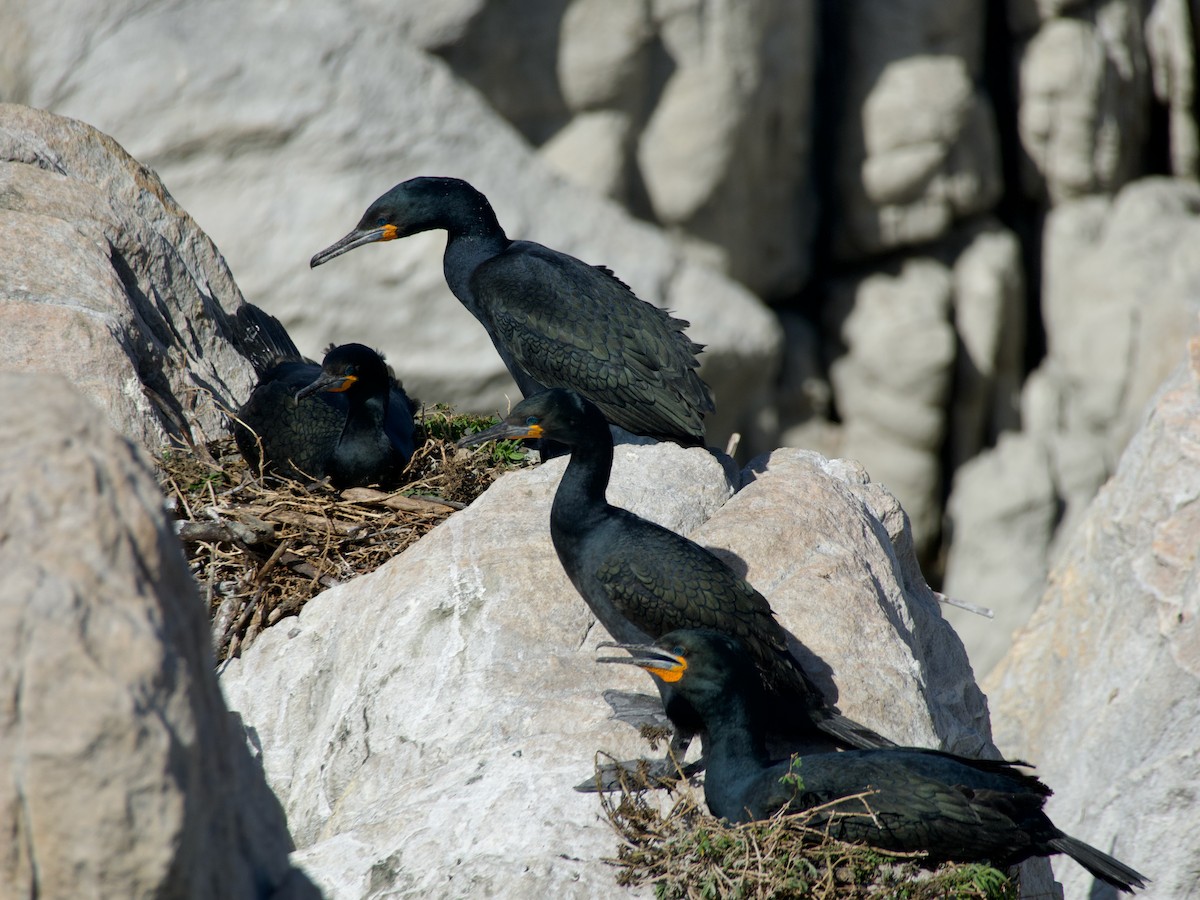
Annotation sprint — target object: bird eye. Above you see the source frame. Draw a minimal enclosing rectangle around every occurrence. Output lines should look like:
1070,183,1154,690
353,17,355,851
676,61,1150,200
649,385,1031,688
671,645,685,657
375,216,387,228
344,365,357,375
525,416,539,426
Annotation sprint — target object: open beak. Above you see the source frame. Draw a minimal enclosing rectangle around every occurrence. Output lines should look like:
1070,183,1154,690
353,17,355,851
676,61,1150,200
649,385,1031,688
456,419,543,448
597,641,687,682
310,224,396,268
295,373,357,401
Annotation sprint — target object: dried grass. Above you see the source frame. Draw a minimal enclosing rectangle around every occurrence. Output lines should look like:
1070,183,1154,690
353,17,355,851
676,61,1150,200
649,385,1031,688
597,747,1017,900
156,408,528,660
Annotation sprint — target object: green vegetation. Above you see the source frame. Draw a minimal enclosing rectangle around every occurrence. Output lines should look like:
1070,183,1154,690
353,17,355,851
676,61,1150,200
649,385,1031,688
598,753,1016,900
420,404,528,465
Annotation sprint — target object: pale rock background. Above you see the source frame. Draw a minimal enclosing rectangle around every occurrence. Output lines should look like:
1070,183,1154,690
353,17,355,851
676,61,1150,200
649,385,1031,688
6,0,1199,606
0,370,319,899
2,0,1197,895
986,336,1200,898
7,0,1197,649
0,103,1075,897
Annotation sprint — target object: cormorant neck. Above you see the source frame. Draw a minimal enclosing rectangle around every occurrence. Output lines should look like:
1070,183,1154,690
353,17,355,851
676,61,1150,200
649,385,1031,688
443,229,511,315
436,182,507,244
550,430,614,530
344,388,389,431
704,688,771,769
698,686,774,820
700,681,772,820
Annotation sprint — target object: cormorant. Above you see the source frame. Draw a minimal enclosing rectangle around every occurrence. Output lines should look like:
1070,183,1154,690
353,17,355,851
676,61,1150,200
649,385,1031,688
602,629,1148,894
310,176,714,446
234,342,415,487
459,389,891,757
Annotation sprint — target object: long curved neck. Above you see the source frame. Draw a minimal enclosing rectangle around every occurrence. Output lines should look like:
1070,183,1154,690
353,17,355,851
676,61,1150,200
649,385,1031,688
343,386,389,432
444,191,505,242
441,186,510,318
550,435,614,534
703,688,771,770
699,686,774,819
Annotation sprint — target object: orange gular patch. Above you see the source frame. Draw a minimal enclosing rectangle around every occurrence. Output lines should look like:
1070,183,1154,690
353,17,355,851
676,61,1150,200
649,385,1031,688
644,655,687,683
326,375,358,393
381,224,399,241
523,423,545,440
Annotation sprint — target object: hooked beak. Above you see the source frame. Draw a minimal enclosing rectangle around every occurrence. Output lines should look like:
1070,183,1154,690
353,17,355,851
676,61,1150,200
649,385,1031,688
597,641,687,683
295,372,357,401
456,418,543,448
310,224,399,267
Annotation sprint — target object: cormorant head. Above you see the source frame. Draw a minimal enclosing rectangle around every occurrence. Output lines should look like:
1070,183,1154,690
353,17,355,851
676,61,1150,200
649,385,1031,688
598,629,757,711
310,176,498,267
455,388,607,449
295,343,390,401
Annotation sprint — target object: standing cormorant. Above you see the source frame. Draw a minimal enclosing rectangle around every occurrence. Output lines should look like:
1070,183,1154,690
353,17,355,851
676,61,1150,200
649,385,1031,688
602,629,1148,893
310,176,714,446
234,342,415,487
459,389,891,757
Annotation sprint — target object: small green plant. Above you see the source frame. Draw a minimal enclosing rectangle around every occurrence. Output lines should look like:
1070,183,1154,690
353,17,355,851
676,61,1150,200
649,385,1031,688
421,405,528,465
779,755,805,793
598,749,1017,900
420,404,485,442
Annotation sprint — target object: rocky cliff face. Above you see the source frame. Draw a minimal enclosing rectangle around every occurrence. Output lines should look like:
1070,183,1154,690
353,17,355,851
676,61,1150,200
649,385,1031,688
218,444,1048,896
1,3,1192,894
0,102,1064,898
0,371,319,899
987,337,1200,899
5,0,1195,669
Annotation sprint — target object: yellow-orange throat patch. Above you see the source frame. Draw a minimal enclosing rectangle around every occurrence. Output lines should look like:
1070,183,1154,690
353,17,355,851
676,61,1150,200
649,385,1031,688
645,655,686,683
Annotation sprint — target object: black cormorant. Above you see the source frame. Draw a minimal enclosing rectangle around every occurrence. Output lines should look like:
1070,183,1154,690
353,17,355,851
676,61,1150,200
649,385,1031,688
310,176,714,446
602,629,1148,893
459,389,891,756
234,342,415,487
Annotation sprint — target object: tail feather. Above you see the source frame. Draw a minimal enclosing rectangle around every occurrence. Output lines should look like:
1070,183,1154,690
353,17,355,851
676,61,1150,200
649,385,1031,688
1049,835,1148,893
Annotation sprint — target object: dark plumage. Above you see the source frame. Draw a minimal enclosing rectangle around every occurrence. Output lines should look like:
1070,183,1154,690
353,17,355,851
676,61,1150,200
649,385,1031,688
603,629,1148,893
233,343,415,487
310,176,714,446
459,389,890,755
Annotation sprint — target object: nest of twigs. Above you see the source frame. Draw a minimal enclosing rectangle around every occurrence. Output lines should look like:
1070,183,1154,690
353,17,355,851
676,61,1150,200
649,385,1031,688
597,747,1016,900
157,407,529,661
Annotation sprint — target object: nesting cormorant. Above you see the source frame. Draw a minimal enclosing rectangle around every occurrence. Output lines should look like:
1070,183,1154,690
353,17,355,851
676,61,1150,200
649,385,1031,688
602,629,1147,893
459,389,891,757
234,342,415,487
310,176,714,446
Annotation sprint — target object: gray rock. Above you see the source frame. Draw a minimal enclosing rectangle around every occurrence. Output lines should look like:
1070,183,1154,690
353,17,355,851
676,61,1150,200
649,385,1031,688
826,257,956,553
943,177,1200,676
986,337,1200,899
1146,0,1199,180
556,0,652,113
732,451,993,754
220,440,1032,895
828,0,1002,259
942,433,1058,676
539,108,634,200
1016,5,1150,202
1040,179,1200,451
947,222,1025,472
0,103,290,452
9,1,781,450
635,0,818,296
0,373,317,899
